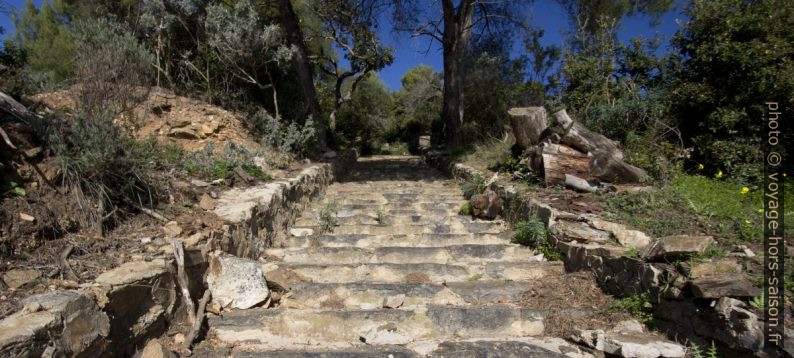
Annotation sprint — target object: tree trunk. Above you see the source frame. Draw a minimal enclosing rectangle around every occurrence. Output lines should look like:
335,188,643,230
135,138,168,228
551,109,623,160
277,0,326,152
538,143,592,186
440,0,474,150
508,107,548,151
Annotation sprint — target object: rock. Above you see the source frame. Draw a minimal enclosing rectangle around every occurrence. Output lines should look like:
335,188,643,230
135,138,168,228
290,228,314,237
162,221,182,237
191,179,210,187
689,259,742,279
197,122,219,138
571,329,605,350
140,237,152,244
323,151,338,159
2,269,40,289
689,276,760,299
168,127,200,139
469,189,503,220
264,267,310,292
601,332,685,358
612,319,645,334
589,219,651,249
207,256,270,309
140,339,174,358
19,213,35,222
169,118,191,128
21,302,41,314
359,323,412,345
713,297,764,351
382,294,406,309
550,220,611,244
642,235,714,260
0,311,59,356
198,194,216,211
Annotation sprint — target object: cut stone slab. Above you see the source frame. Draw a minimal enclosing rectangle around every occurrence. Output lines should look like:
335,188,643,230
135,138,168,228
689,259,742,279
207,256,270,309
382,294,406,309
2,268,40,289
589,219,651,249
95,260,171,286
601,332,685,358
0,311,58,356
550,220,611,244
689,276,760,299
642,235,714,260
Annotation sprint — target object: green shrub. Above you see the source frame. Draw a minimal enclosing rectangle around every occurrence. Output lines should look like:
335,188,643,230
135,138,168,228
184,141,270,182
607,293,654,324
319,202,338,233
513,218,561,261
459,202,472,216
690,341,719,358
459,174,486,200
249,109,316,158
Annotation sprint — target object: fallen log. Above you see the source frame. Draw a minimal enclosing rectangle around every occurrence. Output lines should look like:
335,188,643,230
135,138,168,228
551,109,624,160
538,143,592,186
508,107,547,151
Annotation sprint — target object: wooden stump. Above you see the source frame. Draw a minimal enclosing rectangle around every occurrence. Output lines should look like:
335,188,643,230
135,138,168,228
508,107,547,151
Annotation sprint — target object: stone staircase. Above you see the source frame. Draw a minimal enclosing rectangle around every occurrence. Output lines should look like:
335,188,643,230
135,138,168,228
198,156,579,357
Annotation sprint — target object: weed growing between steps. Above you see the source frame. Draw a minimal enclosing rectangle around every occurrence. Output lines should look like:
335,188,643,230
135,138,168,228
512,219,560,261
459,173,486,199
601,293,654,324
319,202,339,233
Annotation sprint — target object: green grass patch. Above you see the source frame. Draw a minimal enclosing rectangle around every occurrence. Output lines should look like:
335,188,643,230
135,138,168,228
603,293,654,324
459,202,472,216
604,173,793,243
513,218,561,261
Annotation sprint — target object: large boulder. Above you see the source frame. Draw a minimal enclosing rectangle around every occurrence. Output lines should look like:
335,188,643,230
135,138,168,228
207,256,270,309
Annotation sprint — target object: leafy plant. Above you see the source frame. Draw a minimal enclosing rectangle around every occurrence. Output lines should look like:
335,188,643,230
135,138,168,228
690,341,719,358
459,202,472,216
319,202,339,233
513,218,561,261
606,293,654,324
6,182,26,197
623,248,640,258
749,292,764,311
375,209,386,225
459,174,486,200
467,273,484,282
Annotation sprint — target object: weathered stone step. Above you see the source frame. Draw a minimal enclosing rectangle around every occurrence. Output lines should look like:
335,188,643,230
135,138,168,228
288,233,512,248
309,202,465,212
272,261,563,283
196,339,567,357
325,189,462,197
208,305,545,348
317,197,466,207
285,280,533,309
264,245,537,265
294,213,477,227
292,220,505,236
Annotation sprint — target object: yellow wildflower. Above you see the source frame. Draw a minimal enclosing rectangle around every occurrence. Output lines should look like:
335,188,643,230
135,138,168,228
697,164,704,171
715,170,723,179
740,187,749,194
758,208,764,213
745,220,751,225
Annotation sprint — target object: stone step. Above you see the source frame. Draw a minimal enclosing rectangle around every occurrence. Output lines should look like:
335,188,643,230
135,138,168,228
196,339,568,357
292,220,506,236
294,213,490,227
208,305,545,349
317,197,466,206
308,202,465,213
285,280,533,309
325,189,462,197
264,244,537,265
288,233,512,248
271,261,564,283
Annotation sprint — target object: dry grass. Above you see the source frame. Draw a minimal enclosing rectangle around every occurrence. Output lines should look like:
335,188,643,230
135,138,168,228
517,271,631,337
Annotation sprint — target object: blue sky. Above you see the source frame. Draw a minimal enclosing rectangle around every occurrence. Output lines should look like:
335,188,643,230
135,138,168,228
0,0,687,91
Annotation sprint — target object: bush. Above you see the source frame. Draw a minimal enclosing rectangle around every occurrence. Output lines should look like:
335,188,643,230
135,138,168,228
72,16,154,116
459,174,486,200
513,218,561,261
36,111,164,233
248,109,315,159
184,141,271,182
606,293,654,324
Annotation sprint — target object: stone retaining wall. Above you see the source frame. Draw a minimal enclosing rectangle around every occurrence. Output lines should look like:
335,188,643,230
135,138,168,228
0,150,357,357
424,151,788,358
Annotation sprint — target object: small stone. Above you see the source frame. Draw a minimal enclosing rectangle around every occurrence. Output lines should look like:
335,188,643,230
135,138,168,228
140,237,152,244
602,332,685,357
191,179,210,187
140,339,174,358
19,213,35,222
469,189,503,220
168,127,200,140
169,119,191,128
198,194,216,211
162,221,182,237
207,256,270,309
2,268,40,289
207,302,222,315
382,294,406,309
689,276,760,299
22,301,42,313
209,191,219,199
642,235,714,260
290,228,314,237
172,333,185,345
